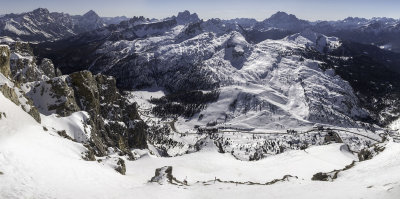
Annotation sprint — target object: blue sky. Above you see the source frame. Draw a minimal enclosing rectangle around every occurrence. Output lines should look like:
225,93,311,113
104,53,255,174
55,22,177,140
1,0,399,21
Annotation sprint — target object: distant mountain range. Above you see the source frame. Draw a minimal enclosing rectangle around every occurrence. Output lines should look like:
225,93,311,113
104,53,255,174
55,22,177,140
1,8,400,160
2,9,400,52
225,12,400,52
0,8,127,42
29,10,400,129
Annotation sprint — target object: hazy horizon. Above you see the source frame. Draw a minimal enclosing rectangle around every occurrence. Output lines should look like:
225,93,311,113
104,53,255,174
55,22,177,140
1,0,400,21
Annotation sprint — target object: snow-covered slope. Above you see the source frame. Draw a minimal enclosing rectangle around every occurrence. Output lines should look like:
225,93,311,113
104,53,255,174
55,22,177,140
1,93,399,198
284,30,341,53
389,118,400,133
0,92,120,198
83,24,367,131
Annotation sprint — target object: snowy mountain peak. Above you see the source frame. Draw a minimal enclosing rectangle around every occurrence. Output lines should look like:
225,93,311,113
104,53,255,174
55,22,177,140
343,16,368,23
222,18,258,28
256,11,311,31
83,10,100,18
31,8,50,15
371,17,397,23
268,11,298,21
175,10,200,25
285,29,340,53
0,8,108,42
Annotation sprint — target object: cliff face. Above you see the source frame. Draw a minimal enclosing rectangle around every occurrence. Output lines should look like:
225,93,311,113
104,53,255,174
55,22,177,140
23,70,147,157
0,41,148,159
9,42,62,84
0,44,41,123
68,71,147,156
0,45,11,77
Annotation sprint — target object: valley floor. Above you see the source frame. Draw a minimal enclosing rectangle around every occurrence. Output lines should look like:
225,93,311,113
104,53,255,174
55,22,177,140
1,93,400,199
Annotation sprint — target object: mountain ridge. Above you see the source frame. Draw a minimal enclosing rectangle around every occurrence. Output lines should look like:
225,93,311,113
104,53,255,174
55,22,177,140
1,9,399,160
0,8,127,42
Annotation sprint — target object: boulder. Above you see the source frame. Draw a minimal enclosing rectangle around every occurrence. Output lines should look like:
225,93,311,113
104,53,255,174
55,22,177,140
115,158,126,175
0,84,20,105
150,166,174,184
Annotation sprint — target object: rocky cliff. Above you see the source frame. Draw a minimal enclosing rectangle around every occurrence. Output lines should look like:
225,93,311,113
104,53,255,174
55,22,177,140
23,70,147,158
2,42,148,159
0,44,41,123
0,45,10,77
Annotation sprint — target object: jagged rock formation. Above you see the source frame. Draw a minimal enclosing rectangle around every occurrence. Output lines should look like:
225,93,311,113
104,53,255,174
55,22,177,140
150,166,185,185
150,166,174,184
0,44,41,123
24,76,80,116
114,158,126,175
357,140,386,161
102,16,129,25
23,70,147,156
174,10,200,25
0,8,124,42
8,41,62,84
0,45,10,77
1,40,147,158
39,58,62,78
254,11,311,32
222,18,258,29
0,84,19,105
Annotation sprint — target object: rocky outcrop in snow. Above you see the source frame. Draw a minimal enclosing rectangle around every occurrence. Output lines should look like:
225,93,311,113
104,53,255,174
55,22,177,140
150,166,185,185
23,70,147,157
0,45,10,77
1,40,148,158
0,44,41,123
9,41,62,83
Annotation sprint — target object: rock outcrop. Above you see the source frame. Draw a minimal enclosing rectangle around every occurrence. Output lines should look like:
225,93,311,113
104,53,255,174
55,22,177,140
311,161,356,181
70,71,147,156
114,158,126,175
2,41,147,157
150,166,185,185
23,70,148,157
0,84,19,105
0,45,11,77
39,58,62,78
0,44,41,123
9,42,62,84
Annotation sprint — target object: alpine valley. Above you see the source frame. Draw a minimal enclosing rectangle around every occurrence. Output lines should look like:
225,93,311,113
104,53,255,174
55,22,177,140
1,8,400,199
